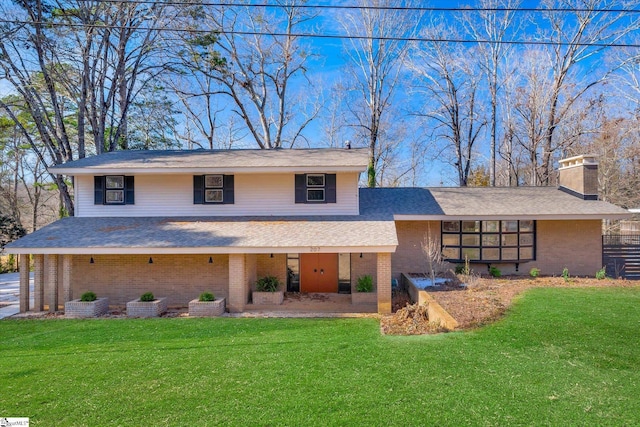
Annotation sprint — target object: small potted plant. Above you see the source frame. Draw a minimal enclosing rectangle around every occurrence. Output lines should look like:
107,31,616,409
352,275,376,305
65,291,109,318
189,291,226,317
252,276,284,305
126,292,167,317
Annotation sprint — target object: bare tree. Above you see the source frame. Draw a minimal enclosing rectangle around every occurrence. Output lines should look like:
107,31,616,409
532,0,640,184
462,0,523,186
408,24,486,186
0,1,175,215
173,1,319,149
336,0,418,187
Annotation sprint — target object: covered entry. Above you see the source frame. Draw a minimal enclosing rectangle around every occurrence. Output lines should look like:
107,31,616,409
300,253,338,292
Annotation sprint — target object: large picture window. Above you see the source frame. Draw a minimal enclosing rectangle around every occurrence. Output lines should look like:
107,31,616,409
441,220,535,262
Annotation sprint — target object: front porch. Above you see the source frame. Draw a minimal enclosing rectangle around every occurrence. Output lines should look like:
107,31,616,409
13,251,393,315
243,292,378,315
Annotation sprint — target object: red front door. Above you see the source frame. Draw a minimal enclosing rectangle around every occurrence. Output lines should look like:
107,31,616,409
300,253,338,293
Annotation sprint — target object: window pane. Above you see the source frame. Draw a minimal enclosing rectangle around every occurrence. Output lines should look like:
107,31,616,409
520,247,534,259
482,234,500,247
205,189,223,202
502,220,518,232
482,248,500,260
338,253,351,282
462,247,480,260
442,247,460,260
462,221,480,232
520,233,534,246
502,248,518,260
502,234,518,246
462,235,480,246
205,175,223,188
307,189,325,201
307,174,325,187
442,234,460,246
483,221,499,232
520,220,534,232
105,189,124,203
442,221,460,232
105,176,124,189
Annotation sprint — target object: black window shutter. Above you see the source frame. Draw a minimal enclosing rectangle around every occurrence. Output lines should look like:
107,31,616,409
124,176,135,205
193,175,204,204
325,174,337,203
94,176,105,205
223,175,234,204
295,174,306,204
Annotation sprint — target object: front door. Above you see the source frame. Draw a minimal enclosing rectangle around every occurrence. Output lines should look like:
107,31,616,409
300,253,338,293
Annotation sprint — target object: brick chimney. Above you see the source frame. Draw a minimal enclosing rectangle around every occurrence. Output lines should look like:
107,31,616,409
558,155,598,200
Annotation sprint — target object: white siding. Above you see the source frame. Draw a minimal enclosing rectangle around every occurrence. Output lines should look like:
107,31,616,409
76,173,360,217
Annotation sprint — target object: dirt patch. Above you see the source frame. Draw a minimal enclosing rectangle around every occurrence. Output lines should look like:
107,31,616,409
382,275,640,335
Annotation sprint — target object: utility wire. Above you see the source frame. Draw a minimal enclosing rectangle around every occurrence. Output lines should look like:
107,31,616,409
68,0,640,14
2,19,640,48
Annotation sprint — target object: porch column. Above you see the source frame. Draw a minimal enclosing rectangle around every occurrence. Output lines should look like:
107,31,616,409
376,252,392,314
45,254,59,313
62,255,73,303
19,254,30,313
228,254,247,313
33,254,45,312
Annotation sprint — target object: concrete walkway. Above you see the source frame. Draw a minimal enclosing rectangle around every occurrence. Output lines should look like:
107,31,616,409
0,272,34,319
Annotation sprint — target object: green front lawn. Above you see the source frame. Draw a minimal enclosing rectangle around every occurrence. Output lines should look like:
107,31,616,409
1,287,639,426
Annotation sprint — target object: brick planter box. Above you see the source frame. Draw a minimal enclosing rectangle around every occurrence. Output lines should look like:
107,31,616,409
65,297,109,318
252,291,284,305
188,298,226,317
126,297,167,318
351,292,377,305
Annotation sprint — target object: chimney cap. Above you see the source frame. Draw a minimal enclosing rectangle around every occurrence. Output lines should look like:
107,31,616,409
559,154,598,169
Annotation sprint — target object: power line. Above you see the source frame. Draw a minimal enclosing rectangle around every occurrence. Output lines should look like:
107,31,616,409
68,0,640,14
2,19,640,49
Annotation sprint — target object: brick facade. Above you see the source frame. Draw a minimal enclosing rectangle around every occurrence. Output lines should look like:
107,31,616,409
350,253,377,293
392,221,440,280
376,253,392,314
393,219,604,277
19,254,30,312
18,219,604,315
71,254,230,307
256,254,287,289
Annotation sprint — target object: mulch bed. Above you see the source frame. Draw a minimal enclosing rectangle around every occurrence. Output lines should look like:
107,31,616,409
381,275,640,335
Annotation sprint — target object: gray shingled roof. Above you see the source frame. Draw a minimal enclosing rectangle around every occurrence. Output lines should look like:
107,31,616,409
360,187,630,218
49,148,369,173
5,215,398,253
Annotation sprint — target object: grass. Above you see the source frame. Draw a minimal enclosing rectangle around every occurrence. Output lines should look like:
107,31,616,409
1,287,639,426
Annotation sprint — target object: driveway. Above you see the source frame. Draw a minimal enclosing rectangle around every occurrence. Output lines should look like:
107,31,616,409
0,272,34,319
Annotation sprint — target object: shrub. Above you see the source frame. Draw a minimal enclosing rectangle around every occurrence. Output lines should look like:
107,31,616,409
80,291,97,302
529,267,540,278
198,292,215,302
140,292,155,302
489,266,501,278
562,268,570,282
356,275,373,292
595,267,606,280
256,276,280,292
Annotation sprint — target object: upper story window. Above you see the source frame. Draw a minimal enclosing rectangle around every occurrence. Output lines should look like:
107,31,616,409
94,176,134,205
193,175,234,204
441,220,535,262
306,174,325,202
204,175,224,203
295,174,336,204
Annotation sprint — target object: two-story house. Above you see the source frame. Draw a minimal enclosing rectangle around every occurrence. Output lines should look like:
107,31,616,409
5,148,630,315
